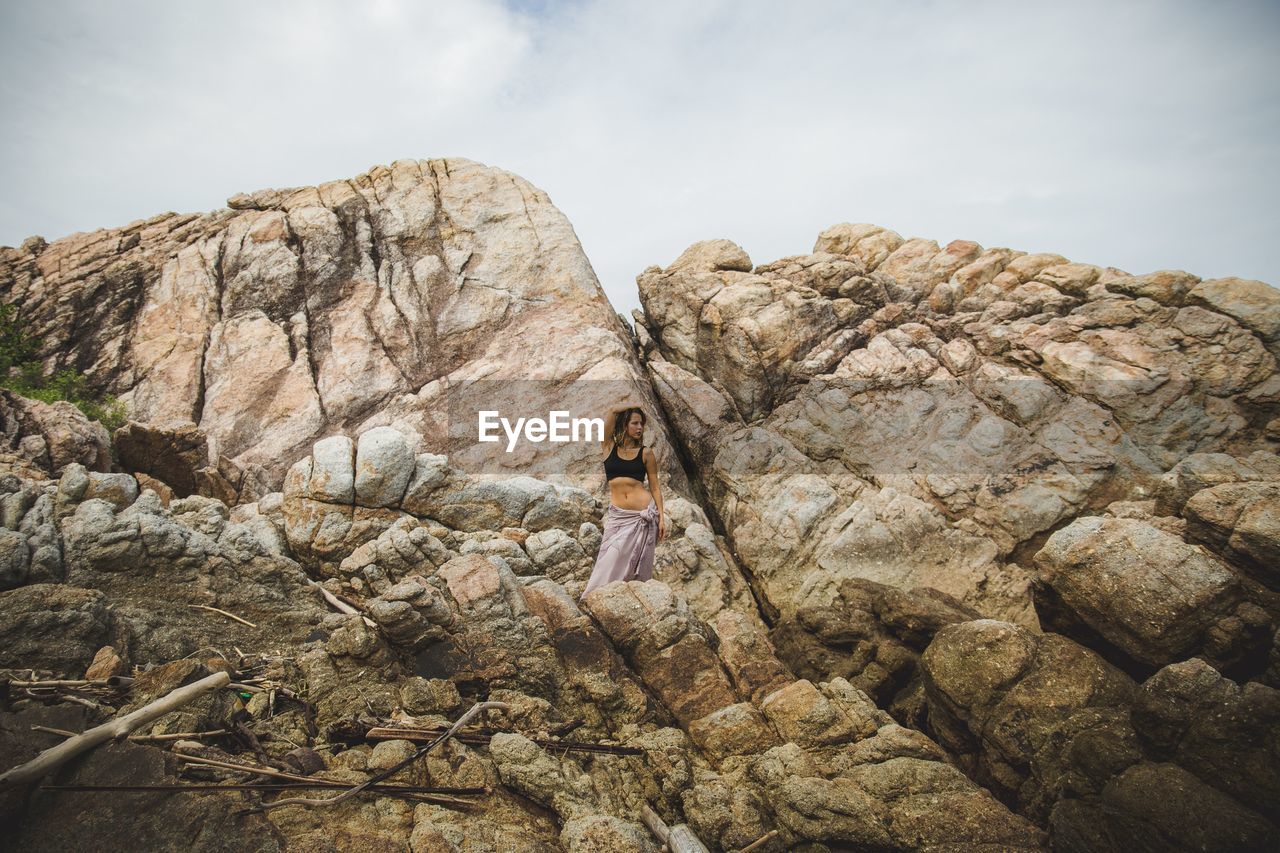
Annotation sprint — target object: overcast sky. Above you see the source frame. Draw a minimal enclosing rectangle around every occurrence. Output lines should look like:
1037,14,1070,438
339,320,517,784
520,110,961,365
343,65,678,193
2,0,1277,319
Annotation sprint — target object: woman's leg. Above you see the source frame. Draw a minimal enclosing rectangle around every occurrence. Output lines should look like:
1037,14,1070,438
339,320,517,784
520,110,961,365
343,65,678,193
631,518,659,582
580,510,629,599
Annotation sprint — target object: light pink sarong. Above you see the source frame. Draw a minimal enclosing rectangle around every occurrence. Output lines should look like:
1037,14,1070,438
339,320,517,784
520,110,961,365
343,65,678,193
580,499,659,600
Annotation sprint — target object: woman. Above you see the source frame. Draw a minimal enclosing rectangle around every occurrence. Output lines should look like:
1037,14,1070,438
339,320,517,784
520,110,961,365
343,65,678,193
579,402,666,601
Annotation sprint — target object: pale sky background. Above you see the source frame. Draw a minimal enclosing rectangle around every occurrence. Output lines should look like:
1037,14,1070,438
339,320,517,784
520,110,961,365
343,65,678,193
2,0,1277,319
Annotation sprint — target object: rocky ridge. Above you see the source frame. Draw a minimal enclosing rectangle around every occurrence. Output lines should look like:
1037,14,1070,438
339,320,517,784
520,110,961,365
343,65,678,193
1,162,1278,851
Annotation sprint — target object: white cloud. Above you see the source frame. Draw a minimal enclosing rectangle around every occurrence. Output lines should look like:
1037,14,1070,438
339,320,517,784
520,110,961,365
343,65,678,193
2,0,1277,318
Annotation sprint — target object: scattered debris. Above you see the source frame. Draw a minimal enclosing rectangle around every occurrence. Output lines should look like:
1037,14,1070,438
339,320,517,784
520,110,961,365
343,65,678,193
237,700,511,814
0,671,231,786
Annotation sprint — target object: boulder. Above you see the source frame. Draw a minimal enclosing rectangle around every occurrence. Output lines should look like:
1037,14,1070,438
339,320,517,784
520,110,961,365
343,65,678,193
1033,516,1255,669
0,388,110,477
920,619,1138,820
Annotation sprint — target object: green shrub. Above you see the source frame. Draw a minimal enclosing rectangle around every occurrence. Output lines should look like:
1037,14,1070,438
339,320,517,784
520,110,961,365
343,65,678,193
0,302,129,435
0,302,39,376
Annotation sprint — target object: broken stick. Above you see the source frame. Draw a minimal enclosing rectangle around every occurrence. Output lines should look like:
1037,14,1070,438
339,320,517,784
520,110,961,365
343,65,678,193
308,579,377,628
187,604,258,628
641,803,712,853
736,829,779,853
0,671,232,787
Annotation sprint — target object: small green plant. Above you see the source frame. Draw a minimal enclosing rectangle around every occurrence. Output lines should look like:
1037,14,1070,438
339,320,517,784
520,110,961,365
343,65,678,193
0,302,130,434
0,302,39,377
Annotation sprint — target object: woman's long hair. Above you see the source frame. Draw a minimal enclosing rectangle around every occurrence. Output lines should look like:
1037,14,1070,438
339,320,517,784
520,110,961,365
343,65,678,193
612,407,647,451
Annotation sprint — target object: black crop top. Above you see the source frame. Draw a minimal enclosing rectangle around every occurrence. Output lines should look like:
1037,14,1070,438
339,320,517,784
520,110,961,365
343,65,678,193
604,443,647,483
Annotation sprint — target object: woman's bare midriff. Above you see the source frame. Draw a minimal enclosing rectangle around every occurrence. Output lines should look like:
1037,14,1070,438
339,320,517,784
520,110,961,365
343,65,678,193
608,477,653,511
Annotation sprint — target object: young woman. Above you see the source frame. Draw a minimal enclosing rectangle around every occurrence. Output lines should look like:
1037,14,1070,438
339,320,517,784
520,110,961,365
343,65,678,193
579,402,666,601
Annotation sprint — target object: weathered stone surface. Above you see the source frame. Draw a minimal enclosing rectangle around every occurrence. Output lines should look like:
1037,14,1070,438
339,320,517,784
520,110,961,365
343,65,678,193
355,425,416,508
6,739,283,851
1186,276,1280,348
759,677,883,748
1,159,687,503
584,580,739,726
921,620,1139,820
1103,269,1200,306
1154,450,1280,515
1131,658,1280,823
687,701,778,758
3,166,1278,852
1183,480,1280,586
112,419,270,507
638,226,1276,656
0,584,121,675
0,478,61,588
711,608,794,705
1051,761,1278,852
0,388,110,477
1033,516,1252,668
638,238,844,421
773,576,979,705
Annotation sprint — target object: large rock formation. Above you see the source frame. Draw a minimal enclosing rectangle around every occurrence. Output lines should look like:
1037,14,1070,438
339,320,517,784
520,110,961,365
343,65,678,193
919,620,1279,850
0,388,111,479
3,165,1280,852
0,158,681,498
635,226,1278,636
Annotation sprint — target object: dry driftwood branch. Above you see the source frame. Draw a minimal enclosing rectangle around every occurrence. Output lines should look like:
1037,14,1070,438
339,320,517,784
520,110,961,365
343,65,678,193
174,751,487,805
187,604,258,628
42,782,484,796
30,725,229,743
8,679,95,688
240,700,510,813
9,677,133,690
640,803,712,853
177,749,483,806
59,694,115,713
0,671,232,786
176,751,320,784
365,725,644,756
308,579,377,628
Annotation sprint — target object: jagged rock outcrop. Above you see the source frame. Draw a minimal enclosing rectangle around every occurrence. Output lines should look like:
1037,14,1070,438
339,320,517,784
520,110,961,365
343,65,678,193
3,164,1280,852
0,158,685,501
2,447,1051,851
920,619,1140,820
770,576,980,713
113,419,274,507
635,224,1278,661
280,423,760,624
570,579,1047,851
1130,658,1280,824
0,388,111,479
920,620,1280,850
1033,515,1273,672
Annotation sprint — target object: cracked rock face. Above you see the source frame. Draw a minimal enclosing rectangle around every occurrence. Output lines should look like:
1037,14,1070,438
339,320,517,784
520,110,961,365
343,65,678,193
636,226,1278,635
3,165,1280,852
0,389,111,479
1032,515,1274,671
0,158,679,499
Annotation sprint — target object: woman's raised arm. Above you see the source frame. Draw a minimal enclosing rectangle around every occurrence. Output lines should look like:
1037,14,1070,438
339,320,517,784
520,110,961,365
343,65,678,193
600,400,637,451
601,405,623,452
